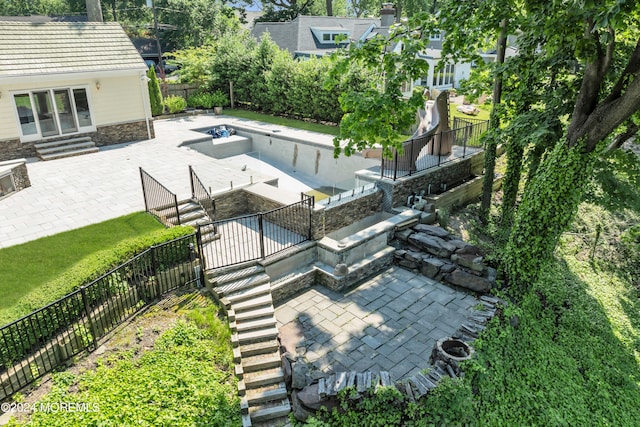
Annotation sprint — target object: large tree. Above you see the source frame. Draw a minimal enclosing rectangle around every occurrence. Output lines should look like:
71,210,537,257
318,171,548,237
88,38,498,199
329,0,640,290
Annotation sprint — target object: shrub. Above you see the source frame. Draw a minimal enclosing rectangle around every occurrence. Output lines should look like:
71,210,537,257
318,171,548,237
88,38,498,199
164,95,187,114
187,92,216,109
209,90,229,107
147,67,163,116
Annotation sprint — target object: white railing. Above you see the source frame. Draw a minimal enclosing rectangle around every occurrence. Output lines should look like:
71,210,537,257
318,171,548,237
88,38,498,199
319,183,378,206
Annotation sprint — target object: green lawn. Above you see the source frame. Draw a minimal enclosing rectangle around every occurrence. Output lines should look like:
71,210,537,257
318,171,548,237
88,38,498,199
224,109,341,136
449,102,492,122
0,213,164,315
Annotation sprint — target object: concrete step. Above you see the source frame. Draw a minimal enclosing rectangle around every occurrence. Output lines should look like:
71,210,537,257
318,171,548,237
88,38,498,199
250,401,291,423
37,140,96,155
239,339,279,358
246,386,288,405
216,273,271,297
34,136,92,149
235,305,275,323
233,316,276,333
39,147,99,161
226,282,271,304
237,326,279,345
242,352,281,373
232,294,274,313
244,368,284,389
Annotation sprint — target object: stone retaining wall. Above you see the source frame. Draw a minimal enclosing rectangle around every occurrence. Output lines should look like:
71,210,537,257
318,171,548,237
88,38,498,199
311,191,382,240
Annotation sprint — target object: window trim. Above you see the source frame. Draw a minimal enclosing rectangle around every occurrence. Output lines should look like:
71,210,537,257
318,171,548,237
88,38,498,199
11,85,96,143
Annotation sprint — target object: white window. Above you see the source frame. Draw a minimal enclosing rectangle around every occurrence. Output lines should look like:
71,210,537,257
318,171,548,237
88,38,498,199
432,63,455,87
0,172,15,198
12,87,94,141
429,32,442,41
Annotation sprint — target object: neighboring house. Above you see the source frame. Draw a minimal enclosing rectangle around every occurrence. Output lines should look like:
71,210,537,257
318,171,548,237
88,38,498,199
252,8,471,95
0,20,154,162
252,15,383,59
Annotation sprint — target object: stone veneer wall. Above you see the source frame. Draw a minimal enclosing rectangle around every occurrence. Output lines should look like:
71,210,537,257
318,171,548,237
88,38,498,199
377,156,475,209
245,191,285,214
213,188,249,220
0,120,154,162
310,191,383,240
11,162,31,190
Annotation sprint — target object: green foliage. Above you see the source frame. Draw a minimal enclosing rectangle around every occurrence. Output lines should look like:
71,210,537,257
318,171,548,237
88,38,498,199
209,90,229,107
163,95,187,114
9,305,240,427
147,66,164,116
0,221,193,326
187,90,227,109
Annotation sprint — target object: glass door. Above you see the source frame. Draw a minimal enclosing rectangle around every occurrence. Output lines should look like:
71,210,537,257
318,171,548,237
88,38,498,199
33,91,58,137
13,94,38,137
54,89,78,134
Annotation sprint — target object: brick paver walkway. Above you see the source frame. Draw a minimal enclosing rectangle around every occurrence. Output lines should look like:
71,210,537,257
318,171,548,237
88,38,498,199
275,266,478,381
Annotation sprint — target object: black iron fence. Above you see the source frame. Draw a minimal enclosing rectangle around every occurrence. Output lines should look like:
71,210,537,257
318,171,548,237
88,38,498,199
381,119,489,180
197,195,314,270
140,167,180,225
0,234,200,401
189,166,216,221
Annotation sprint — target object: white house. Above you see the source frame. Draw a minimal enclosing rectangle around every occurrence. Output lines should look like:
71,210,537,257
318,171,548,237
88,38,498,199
0,20,154,161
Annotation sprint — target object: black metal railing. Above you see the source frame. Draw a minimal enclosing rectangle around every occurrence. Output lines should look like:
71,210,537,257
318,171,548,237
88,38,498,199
197,195,314,270
381,119,489,180
0,234,200,401
140,167,180,225
189,166,216,221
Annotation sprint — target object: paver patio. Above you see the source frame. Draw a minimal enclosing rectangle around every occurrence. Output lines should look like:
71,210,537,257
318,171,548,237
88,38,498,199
275,266,479,381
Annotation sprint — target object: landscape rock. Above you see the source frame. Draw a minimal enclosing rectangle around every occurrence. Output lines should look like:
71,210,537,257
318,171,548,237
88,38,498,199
440,263,456,274
408,233,455,258
420,212,437,224
413,224,450,239
448,239,470,250
421,257,444,279
292,383,340,421
405,250,423,263
455,244,484,257
282,354,293,389
423,203,436,213
292,361,311,389
486,266,497,282
399,260,419,269
394,249,407,259
444,269,492,293
395,229,414,242
451,253,484,272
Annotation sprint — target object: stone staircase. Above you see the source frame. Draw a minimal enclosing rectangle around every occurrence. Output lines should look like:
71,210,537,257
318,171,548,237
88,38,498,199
34,136,98,161
164,200,218,243
208,264,290,427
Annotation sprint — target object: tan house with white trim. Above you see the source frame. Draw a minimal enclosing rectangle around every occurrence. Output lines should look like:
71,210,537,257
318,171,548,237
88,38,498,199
0,21,154,161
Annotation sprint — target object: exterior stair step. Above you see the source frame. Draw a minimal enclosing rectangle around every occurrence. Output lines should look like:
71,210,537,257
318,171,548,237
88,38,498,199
33,136,92,149
236,326,279,345
39,147,99,161
226,282,271,304
233,316,276,333
250,401,291,423
246,386,288,405
208,265,265,286
238,340,279,358
235,306,275,323
244,368,284,389
232,294,274,313
216,273,271,297
37,141,96,155
241,353,281,373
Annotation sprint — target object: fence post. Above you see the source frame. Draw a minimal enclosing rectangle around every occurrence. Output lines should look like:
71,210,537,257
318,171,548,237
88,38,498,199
151,246,161,299
173,193,180,225
80,286,98,350
409,139,415,176
139,167,149,213
258,214,265,259
189,165,195,199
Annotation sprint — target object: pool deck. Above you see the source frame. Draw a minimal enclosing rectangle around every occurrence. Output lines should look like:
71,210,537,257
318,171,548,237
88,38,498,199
0,114,334,248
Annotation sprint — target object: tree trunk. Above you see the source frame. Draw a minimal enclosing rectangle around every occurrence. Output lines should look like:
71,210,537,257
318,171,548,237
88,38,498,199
326,0,332,16
500,134,524,227
479,18,507,222
504,141,597,289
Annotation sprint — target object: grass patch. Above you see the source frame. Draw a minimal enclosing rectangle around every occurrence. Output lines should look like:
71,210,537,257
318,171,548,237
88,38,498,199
224,109,341,136
8,300,240,427
0,213,194,326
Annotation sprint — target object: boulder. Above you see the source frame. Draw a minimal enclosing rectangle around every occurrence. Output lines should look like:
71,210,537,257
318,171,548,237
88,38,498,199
395,229,414,242
292,383,340,421
394,249,407,259
292,361,311,389
399,260,419,269
444,269,492,293
282,354,293,389
413,224,450,239
455,244,485,257
405,250,423,263
420,212,437,224
408,233,455,258
421,257,444,278
486,266,497,282
448,239,470,250
440,263,456,274
451,253,484,272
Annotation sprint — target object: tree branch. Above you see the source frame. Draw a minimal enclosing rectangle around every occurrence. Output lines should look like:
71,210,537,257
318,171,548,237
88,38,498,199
603,38,640,104
607,121,639,151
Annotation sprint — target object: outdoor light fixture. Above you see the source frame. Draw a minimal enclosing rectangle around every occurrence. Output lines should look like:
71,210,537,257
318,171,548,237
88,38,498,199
95,81,101,90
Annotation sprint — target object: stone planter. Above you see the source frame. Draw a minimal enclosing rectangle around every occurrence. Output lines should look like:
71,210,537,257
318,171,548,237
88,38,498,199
431,337,474,368
213,106,223,115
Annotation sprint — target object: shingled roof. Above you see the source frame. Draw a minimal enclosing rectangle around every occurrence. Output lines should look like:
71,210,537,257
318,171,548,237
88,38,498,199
0,21,146,78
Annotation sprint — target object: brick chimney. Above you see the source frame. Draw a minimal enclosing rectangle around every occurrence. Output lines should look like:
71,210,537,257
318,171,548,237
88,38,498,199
380,3,396,28
86,0,103,22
